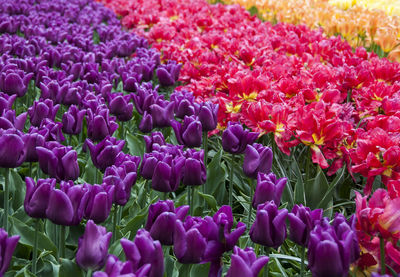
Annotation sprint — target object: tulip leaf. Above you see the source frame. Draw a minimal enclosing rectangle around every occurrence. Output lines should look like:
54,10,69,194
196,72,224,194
316,166,345,210
9,216,57,254
273,257,289,277
59,258,83,277
126,132,145,158
292,157,306,205
305,167,329,210
121,209,147,240
204,149,227,205
10,169,25,211
190,263,210,277
82,158,97,184
178,264,192,277
197,191,218,211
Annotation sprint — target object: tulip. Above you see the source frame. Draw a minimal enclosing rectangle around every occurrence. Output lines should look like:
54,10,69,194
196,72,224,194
24,178,55,218
103,165,137,206
152,155,185,192
144,132,166,153
28,99,59,127
39,80,69,104
76,220,112,271
120,229,164,277
226,246,269,277
131,82,160,115
222,122,259,155
24,128,46,162
0,92,16,115
174,217,207,264
332,214,360,264
0,70,33,97
170,90,198,119
252,172,287,208
171,115,202,148
288,204,322,247
36,142,79,181
62,105,86,135
0,110,27,131
86,137,125,172
182,149,206,187
145,200,189,245
308,218,354,277
0,129,26,168
39,119,65,142
92,255,151,277
86,108,119,142
197,101,219,132
108,92,134,122
243,144,273,179
250,201,288,248
156,61,181,86
84,184,115,223
0,228,20,276
138,111,153,133
121,71,142,92
150,99,175,128
46,181,89,226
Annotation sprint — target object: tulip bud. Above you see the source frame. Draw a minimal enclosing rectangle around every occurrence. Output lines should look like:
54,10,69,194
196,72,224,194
0,129,26,168
243,143,273,179
150,99,174,128
24,177,55,218
62,105,86,135
197,101,218,132
288,204,322,246
76,220,112,271
86,108,119,142
250,201,288,248
222,122,259,154
226,246,269,277
138,111,153,133
86,136,125,172
182,149,206,187
108,93,134,122
131,82,160,115
156,61,181,86
84,184,115,224
252,172,287,208
0,228,20,276
144,132,166,153
170,90,197,119
28,99,59,127
171,116,202,148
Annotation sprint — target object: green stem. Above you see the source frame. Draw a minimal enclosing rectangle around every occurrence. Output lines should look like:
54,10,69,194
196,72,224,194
188,186,192,215
59,225,65,259
263,247,270,277
117,205,122,226
380,236,386,275
86,269,93,277
3,168,9,231
300,245,305,277
112,205,118,243
247,178,254,228
203,132,208,195
229,154,235,207
163,192,167,201
32,219,39,274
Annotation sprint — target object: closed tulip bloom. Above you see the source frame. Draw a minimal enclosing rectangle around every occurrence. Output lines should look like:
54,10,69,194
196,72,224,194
197,101,218,132
103,165,137,206
174,218,207,264
108,93,133,122
222,122,259,154
24,128,45,162
62,105,86,135
86,137,125,172
182,149,206,187
171,116,202,148
0,228,20,276
150,99,175,128
121,229,164,277
145,200,189,245
243,144,273,179
76,220,112,271
28,99,59,127
46,181,89,226
86,108,119,142
152,155,185,192
252,172,287,208
0,92,16,115
138,111,153,133
308,218,354,277
226,246,269,277
332,214,360,264
84,184,115,223
131,82,160,115
122,71,142,92
0,110,27,131
144,132,166,153
93,255,151,277
170,90,197,119
156,61,181,86
0,129,26,168
1,71,33,97
39,119,65,142
288,204,322,246
250,201,288,248
36,142,79,181
24,177,55,218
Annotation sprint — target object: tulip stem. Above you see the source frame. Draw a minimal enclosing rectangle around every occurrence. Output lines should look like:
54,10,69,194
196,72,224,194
263,247,270,277
247,178,254,228
32,219,39,274
229,154,235,207
203,131,208,197
3,167,9,231
380,236,386,274
59,225,66,258
300,245,305,277
86,269,92,277
188,186,192,215
112,205,118,243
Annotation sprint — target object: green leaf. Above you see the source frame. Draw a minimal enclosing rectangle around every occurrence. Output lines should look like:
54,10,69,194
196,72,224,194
178,264,191,277
82,157,97,184
197,192,218,211
121,208,147,240
10,169,25,211
305,167,329,210
190,263,210,277
292,157,306,205
316,167,345,210
126,133,145,157
59,258,83,277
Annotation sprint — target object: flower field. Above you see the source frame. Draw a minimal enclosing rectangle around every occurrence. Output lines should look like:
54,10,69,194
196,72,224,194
1,0,400,276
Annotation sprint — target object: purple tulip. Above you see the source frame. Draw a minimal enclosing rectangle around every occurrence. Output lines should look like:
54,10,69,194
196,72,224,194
108,92,133,122
46,181,89,226
28,99,59,127
182,149,206,187
226,246,269,277
62,105,86,135
39,80,69,104
0,110,27,131
144,132,166,153
308,217,355,277
86,136,125,172
0,92,16,115
83,184,115,223
252,172,287,208
288,204,322,247
120,229,164,277
243,143,273,179
93,255,151,277
24,178,55,218
332,214,360,264
86,108,119,142
138,111,153,133
371,273,392,277
250,201,288,248
36,141,79,181
121,71,142,92
156,61,181,86
150,99,174,128
0,70,33,97
76,220,112,271
222,122,259,154
131,82,160,115
0,129,26,168
145,200,189,245
0,228,20,276
197,101,219,132
171,115,202,148
170,90,198,119
24,128,46,162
